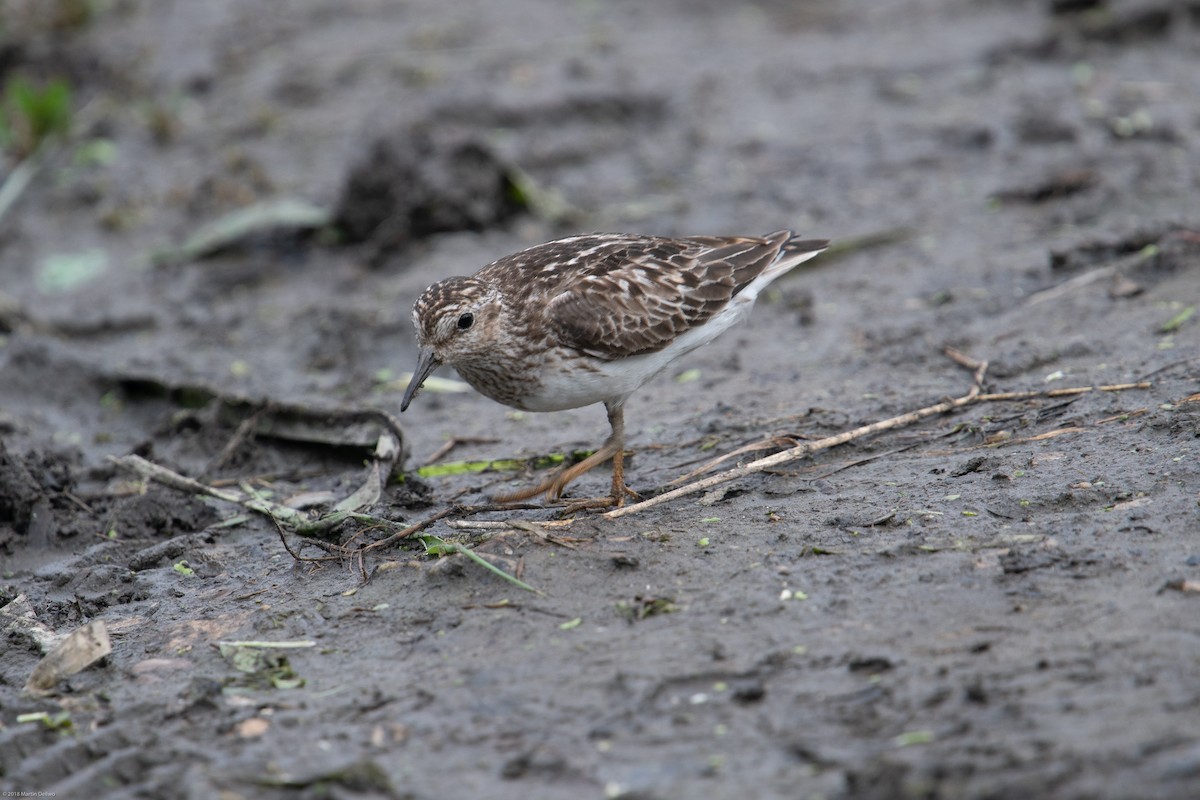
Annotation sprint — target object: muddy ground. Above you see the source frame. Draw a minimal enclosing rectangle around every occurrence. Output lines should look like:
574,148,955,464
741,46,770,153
2,1,1199,798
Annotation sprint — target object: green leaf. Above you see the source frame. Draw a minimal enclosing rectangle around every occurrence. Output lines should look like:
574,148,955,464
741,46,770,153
74,138,117,167
1160,305,1195,333
16,711,73,730
217,640,314,689
37,250,108,293
417,457,529,478
894,729,935,747
2,76,72,155
418,535,541,594
271,673,305,690
615,597,678,621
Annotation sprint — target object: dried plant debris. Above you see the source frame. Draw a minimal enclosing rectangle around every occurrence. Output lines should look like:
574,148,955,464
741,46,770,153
216,640,313,690
24,619,112,694
1159,578,1200,595
615,595,679,621
1,593,62,653
106,372,408,470
419,534,541,594
153,199,332,266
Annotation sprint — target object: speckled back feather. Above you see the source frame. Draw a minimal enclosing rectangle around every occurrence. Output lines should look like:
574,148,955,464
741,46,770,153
474,230,828,361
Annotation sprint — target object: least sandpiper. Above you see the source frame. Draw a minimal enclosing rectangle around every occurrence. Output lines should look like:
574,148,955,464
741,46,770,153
401,230,829,507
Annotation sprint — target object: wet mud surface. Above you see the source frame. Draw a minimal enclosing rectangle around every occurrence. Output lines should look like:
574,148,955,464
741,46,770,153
2,1,1199,798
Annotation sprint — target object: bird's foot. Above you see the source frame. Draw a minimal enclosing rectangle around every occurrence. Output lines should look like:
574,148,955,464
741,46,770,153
560,495,619,514
559,482,640,515
491,470,577,505
493,481,549,504
493,445,625,507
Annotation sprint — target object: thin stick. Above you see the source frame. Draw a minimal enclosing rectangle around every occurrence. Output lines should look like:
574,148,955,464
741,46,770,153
360,507,457,551
272,515,338,563
111,454,246,505
809,442,924,481
975,382,1149,401
669,434,805,485
0,149,45,229
605,357,1148,519
1024,265,1116,306
445,519,574,530
204,408,263,478
604,386,981,519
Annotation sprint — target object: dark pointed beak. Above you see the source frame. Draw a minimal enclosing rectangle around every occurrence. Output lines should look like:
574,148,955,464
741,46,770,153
401,347,441,412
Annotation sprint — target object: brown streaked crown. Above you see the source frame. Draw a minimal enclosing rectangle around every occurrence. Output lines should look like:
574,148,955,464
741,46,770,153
411,276,490,346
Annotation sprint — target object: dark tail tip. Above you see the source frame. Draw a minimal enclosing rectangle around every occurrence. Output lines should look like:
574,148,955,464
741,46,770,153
768,230,830,255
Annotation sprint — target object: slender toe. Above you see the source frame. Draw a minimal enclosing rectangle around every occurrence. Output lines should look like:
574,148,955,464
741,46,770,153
495,400,629,507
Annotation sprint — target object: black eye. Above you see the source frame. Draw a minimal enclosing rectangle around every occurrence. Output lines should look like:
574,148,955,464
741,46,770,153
457,312,474,330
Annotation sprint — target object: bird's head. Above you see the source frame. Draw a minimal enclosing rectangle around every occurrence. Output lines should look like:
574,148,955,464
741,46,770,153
401,276,499,411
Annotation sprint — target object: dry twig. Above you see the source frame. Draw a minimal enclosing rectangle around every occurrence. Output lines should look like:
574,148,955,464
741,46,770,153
605,349,1149,519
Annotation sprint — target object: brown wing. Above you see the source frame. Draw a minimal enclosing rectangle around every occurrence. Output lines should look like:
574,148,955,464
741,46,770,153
545,232,791,360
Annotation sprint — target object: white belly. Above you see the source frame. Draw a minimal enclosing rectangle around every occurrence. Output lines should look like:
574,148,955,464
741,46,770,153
516,349,674,411
517,297,755,411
